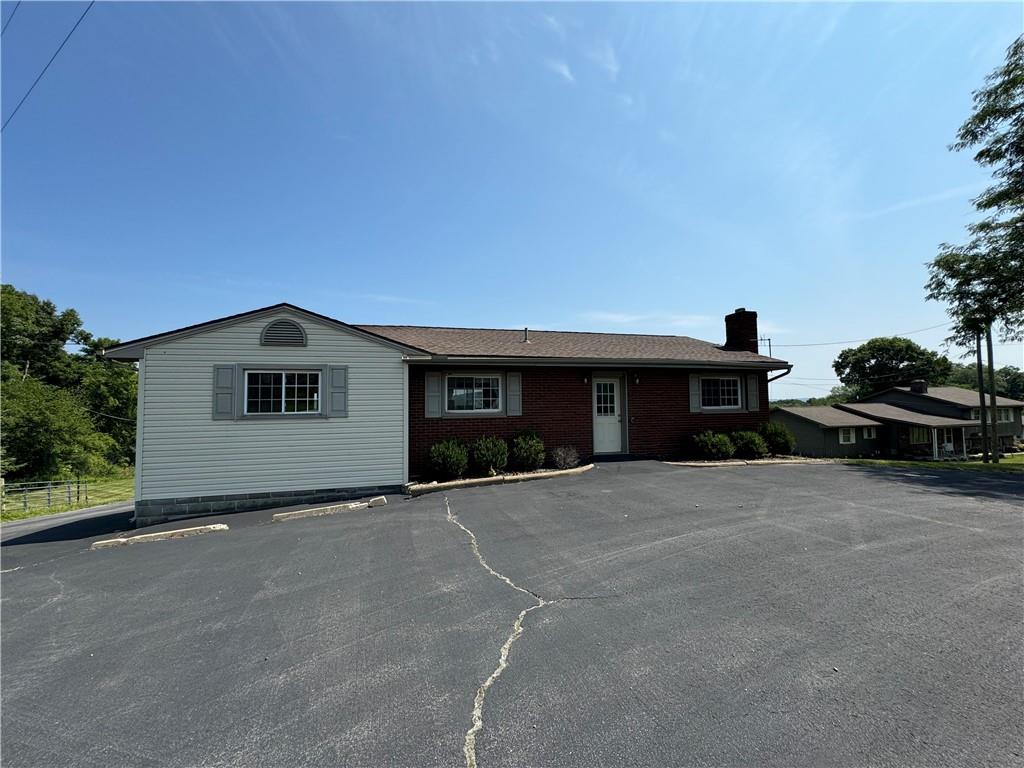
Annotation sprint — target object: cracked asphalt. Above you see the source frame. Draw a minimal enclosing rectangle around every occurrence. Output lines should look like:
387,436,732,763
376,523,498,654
2,461,1022,767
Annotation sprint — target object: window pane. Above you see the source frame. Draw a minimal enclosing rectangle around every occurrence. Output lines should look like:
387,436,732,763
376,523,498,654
447,376,500,411
701,378,739,408
246,370,319,414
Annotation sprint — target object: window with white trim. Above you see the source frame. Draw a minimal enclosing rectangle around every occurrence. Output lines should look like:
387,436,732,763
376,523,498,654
971,408,980,420
838,427,856,444
940,427,954,445
863,426,876,439
244,370,320,414
700,377,741,409
909,426,930,444
446,375,502,413
997,408,1012,423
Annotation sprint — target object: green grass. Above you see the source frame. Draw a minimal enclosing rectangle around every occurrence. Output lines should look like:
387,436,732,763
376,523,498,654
1,475,135,522
845,453,1024,473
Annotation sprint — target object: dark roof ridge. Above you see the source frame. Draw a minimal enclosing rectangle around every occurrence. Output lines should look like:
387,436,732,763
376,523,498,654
357,323,712,342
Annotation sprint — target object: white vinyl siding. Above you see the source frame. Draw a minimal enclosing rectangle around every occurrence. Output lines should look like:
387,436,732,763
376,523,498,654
138,311,406,500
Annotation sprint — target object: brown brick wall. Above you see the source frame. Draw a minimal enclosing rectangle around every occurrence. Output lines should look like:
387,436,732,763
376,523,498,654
408,366,771,477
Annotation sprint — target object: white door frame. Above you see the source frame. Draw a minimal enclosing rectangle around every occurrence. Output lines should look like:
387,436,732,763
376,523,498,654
593,375,624,454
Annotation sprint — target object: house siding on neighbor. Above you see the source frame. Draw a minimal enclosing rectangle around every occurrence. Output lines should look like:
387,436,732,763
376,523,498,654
408,366,769,476
770,409,885,459
134,310,408,522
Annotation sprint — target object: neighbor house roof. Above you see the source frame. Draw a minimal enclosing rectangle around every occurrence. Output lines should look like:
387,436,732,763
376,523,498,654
890,385,1024,408
774,405,882,429
357,325,789,367
837,403,979,428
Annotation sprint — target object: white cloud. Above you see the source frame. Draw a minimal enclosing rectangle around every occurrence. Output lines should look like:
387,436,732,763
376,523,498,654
843,182,984,221
587,40,620,81
542,13,564,38
544,58,576,85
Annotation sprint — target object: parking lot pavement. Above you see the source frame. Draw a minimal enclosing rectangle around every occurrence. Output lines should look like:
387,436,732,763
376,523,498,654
2,462,1021,767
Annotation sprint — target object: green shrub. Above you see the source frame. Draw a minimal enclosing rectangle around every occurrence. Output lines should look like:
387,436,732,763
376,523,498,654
691,430,736,461
510,433,545,471
550,445,579,470
731,430,769,459
472,436,509,476
429,438,469,480
759,422,796,455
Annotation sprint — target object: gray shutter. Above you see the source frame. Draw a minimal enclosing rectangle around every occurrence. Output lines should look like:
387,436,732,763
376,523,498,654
746,374,760,412
425,373,442,418
507,372,522,417
212,365,236,420
328,366,348,417
689,374,702,413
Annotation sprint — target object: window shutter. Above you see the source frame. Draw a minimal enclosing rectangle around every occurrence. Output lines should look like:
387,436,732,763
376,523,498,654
507,372,522,416
328,366,348,417
689,374,701,412
425,373,442,418
212,365,236,420
746,374,760,412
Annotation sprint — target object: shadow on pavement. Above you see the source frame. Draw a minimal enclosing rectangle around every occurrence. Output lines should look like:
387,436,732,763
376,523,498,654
841,464,1024,503
1,510,134,548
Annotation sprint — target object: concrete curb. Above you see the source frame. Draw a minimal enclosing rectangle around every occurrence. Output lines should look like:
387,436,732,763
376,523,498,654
91,524,229,550
272,495,388,522
666,458,836,468
405,464,595,497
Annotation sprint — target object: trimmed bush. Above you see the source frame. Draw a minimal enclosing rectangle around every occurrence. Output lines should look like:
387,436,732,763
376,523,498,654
429,438,468,480
691,430,736,461
550,445,580,470
731,430,769,460
759,422,796,456
472,436,509,476
510,432,545,471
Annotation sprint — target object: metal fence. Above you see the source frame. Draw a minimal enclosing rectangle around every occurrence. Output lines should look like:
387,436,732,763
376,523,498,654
1,479,92,515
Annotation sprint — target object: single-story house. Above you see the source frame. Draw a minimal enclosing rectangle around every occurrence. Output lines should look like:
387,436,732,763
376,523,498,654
770,406,885,458
835,402,979,459
859,381,1024,451
104,304,791,525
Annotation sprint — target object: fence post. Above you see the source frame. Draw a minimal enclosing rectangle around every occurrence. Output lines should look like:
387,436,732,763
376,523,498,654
77,479,81,503
1,480,4,516
23,492,28,513
66,481,72,505
85,481,89,503
47,483,52,509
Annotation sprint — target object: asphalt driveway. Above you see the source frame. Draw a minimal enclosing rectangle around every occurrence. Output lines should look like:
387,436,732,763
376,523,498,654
2,462,1021,767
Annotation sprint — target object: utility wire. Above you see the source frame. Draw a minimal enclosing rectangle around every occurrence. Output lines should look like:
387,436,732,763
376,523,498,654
1,0,22,35
770,322,952,348
83,406,135,423
1,0,95,132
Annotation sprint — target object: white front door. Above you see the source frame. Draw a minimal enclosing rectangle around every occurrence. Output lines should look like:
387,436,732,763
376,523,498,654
593,378,622,454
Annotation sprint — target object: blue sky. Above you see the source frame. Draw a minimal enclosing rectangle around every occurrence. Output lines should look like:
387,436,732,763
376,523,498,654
2,2,1021,399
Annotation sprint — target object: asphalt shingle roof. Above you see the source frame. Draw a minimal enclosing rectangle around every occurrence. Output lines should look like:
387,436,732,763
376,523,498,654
894,386,1024,408
838,403,979,428
774,406,882,428
356,325,788,366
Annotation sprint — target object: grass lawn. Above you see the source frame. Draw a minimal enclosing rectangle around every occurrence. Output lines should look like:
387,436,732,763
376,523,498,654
1,475,135,522
845,453,1024,473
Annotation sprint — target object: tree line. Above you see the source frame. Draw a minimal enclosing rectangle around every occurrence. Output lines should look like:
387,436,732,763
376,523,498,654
771,335,1023,408
1,284,137,480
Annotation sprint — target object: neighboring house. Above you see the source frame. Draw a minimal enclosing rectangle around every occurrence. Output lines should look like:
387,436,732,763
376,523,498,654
834,402,978,459
105,304,790,525
771,406,884,458
860,381,1024,451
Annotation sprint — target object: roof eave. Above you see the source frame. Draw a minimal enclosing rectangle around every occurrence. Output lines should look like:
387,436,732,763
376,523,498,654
410,356,791,370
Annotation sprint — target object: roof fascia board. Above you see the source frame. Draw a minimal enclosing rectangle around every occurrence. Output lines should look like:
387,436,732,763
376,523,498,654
410,357,791,370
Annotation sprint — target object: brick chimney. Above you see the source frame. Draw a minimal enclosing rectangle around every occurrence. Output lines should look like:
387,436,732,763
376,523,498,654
909,379,928,394
724,308,758,353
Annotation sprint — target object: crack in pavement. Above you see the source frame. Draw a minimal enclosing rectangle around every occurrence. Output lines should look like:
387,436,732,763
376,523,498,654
444,496,611,768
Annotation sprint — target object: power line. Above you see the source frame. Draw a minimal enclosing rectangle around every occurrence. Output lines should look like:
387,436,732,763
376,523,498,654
1,0,22,35
770,322,952,348
1,0,95,132
83,406,135,423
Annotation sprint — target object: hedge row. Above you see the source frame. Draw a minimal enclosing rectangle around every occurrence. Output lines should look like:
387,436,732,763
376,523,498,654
428,432,580,480
689,423,795,461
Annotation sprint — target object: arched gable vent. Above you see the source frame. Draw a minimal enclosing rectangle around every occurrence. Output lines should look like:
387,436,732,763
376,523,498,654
260,319,307,347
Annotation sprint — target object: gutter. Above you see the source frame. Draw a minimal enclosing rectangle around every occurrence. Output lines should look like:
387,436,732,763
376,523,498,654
411,357,791,371
768,366,793,383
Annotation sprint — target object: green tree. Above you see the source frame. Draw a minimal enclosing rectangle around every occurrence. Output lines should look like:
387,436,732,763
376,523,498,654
926,36,1024,345
0,284,88,387
1,367,117,479
833,337,952,399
